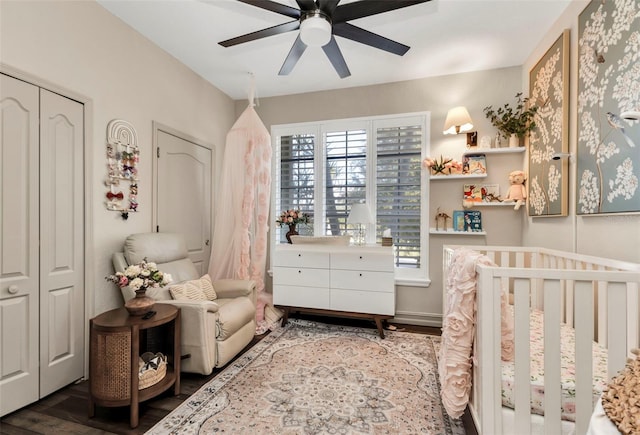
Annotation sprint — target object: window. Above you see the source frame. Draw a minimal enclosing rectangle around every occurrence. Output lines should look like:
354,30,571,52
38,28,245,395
272,113,430,284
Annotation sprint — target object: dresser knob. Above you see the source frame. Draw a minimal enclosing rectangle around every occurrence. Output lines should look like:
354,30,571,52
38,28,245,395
359,256,363,260
8,285,19,294
359,273,362,277
298,270,301,273
298,254,302,257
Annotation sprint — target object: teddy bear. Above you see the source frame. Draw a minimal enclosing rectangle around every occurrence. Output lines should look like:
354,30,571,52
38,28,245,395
504,170,527,210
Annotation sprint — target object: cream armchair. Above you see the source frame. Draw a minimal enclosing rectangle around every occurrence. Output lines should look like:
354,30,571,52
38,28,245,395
112,232,257,375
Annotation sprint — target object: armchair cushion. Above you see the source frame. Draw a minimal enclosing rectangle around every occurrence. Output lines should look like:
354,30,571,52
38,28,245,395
170,274,216,301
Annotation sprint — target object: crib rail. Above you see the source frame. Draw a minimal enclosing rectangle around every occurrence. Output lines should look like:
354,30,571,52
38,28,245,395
443,245,640,435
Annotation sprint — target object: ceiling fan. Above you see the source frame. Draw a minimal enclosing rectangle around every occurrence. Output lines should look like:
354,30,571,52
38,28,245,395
219,0,430,78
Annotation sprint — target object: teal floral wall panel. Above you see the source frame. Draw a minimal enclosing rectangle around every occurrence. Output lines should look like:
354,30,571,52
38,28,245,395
577,0,640,215
529,30,570,217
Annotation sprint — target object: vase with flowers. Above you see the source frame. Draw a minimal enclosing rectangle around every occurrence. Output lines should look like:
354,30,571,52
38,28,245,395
106,258,172,315
422,155,463,175
483,92,539,147
276,209,310,244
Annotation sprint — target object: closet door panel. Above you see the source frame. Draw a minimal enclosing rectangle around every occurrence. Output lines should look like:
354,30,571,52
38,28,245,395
39,89,84,397
0,74,40,416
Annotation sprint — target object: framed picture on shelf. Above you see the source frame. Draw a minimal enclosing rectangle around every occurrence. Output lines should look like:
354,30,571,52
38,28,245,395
462,154,487,175
576,2,639,214
528,29,569,217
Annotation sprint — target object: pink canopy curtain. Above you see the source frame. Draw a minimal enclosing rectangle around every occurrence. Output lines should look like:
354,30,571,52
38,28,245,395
208,97,274,333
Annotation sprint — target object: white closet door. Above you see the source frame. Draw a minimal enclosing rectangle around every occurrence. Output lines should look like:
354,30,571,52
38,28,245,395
156,128,212,275
0,75,40,416
39,89,84,397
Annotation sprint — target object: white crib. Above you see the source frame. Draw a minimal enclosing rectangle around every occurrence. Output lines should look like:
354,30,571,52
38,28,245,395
442,245,640,435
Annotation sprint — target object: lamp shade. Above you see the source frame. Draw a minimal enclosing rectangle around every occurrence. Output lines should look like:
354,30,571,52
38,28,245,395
443,106,474,135
347,203,373,225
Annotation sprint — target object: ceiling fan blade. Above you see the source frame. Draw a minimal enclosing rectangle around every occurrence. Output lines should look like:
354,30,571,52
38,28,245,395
295,0,317,11
333,22,409,56
279,35,308,75
333,0,430,24
322,36,351,78
237,0,301,19
317,0,340,16
219,20,300,47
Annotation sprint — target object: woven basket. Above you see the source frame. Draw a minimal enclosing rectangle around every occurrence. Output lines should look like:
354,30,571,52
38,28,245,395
138,352,167,390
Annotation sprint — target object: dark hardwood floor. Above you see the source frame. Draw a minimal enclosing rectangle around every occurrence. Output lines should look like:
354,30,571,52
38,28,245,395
0,315,443,435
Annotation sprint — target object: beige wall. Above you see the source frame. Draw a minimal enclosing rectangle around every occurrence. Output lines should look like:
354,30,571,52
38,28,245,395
521,0,640,263
5,0,635,330
1,0,236,316
246,67,526,326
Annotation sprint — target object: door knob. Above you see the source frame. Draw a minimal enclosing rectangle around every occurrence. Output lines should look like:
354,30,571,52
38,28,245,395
7,285,19,294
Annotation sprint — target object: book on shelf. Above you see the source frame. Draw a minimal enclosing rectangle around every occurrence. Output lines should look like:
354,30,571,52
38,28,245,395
462,154,487,175
463,184,483,203
480,183,500,203
463,210,482,232
452,210,465,231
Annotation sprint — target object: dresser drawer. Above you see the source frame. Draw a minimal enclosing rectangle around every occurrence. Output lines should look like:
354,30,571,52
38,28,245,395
274,285,330,310
330,270,394,293
331,251,393,272
330,289,395,315
273,266,330,288
273,249,330,269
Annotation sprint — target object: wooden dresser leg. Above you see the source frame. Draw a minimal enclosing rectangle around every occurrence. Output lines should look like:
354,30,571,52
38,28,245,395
374,316,385,339
281,307,290,326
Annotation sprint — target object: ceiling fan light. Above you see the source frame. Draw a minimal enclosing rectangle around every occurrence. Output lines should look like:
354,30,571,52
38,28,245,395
300,15,331,47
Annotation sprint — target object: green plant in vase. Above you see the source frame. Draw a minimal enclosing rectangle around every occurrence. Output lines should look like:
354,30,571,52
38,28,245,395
483,92,539,147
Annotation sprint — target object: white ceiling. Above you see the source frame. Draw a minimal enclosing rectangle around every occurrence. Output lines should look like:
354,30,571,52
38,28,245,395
97,0,572,100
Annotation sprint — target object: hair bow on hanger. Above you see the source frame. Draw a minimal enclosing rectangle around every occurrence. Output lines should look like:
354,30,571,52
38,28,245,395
106,191,124,200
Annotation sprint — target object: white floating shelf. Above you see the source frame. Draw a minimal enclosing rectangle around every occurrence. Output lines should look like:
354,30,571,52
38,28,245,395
464,147,525,155
465,201,525,207
430,173,488,180
429,229,487,236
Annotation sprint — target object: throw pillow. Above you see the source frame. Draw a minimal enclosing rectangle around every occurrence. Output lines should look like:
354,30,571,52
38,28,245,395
199,274,217,300
169,274,217,301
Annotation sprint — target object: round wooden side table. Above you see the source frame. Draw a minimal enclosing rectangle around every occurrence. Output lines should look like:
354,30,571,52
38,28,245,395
88,304,180,428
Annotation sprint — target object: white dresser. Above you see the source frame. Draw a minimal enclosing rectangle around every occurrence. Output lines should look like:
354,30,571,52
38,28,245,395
273,244,395,337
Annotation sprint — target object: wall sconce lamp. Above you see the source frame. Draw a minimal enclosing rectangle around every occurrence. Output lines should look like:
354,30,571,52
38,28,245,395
347,203,373,246
621,110,640,121
443,106,476,146
551,152,573,161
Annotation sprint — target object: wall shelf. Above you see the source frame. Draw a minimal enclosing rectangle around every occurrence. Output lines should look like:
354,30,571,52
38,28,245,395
429,229,487,236
464,147,525,155
430,174,487,181
465,201,525,208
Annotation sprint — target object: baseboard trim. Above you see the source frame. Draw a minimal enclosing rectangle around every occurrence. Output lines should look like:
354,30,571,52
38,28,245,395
393,310,442,328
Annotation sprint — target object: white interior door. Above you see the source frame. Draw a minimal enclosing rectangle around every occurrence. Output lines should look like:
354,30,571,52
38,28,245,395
155,127,212,275
0,74,40,416
39,89,84,397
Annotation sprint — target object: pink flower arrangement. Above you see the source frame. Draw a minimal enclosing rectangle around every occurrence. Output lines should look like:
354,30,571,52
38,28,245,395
422,155,463,175
106,258,172,292
275,209,310,227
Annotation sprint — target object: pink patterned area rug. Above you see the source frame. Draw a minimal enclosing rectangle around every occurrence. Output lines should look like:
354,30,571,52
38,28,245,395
148,319,464,434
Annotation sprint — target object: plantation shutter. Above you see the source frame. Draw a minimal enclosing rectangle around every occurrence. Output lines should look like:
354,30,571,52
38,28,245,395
324,129,367,236
279,133,315,242
375,124,423,268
